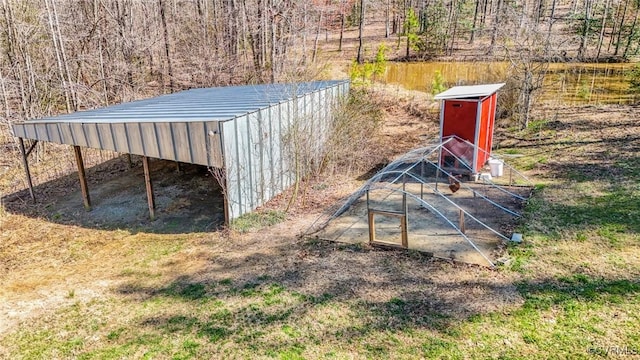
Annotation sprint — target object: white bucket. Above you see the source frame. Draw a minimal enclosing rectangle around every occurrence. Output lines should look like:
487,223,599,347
488,159,504,177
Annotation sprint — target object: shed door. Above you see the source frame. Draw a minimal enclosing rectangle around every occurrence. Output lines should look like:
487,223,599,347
442,100,478,143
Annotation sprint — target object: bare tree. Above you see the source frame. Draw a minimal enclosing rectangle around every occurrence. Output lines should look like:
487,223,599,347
614,0,631,56
44,0,76,112
357,0,365,64
596,0,610,58
1,0,636,132
577,0,593,60
489,0,504,54
501,14,561,129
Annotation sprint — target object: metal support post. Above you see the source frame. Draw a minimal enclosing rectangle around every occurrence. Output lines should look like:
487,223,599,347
18,138,36,202
73,145,91,210
142,156,155,220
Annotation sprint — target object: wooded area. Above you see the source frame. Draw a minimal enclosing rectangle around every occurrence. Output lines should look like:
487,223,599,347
1,0,639,125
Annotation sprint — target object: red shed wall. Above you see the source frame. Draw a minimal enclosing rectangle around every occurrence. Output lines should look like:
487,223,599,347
486,93,497,160
442,100,478,142
475,96,491,170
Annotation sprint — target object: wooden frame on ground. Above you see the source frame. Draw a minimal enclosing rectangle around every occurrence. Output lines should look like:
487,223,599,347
367,209,408,249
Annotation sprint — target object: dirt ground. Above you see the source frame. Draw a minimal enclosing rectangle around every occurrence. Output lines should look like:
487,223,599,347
0,158,226,336
0,85,443,336
316,176,531,266
2,89,638,345
4,157,225,234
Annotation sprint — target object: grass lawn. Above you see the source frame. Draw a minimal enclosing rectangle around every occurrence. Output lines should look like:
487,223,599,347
1,104,639,359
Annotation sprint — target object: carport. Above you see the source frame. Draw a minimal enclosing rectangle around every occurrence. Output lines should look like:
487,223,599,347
11,80,350,224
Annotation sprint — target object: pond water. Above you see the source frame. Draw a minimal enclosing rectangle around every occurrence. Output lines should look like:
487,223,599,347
383,61,636,105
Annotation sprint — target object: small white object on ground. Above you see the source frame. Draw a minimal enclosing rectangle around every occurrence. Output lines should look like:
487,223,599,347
478,173,492,182
511,233,523,243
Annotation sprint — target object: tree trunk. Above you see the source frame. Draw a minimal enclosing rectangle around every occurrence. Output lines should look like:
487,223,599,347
535,0,545,24
312,11,323,63
489,0,502,54
53,0,77,110
614,0,629,56
608,0,622,52
339,12,344,51
520,67,533,129
623,7,639,57
577,0,592,60
547,0,557,36
406,32,410,59
519,0,527,29
392,11,398,34
44,0,73,113
481,0,489,26
270,8,277,82
596,0,609,58
302,2,308,64
448,0,459,55
385,0,390,38
159,0,175,92
357,0,365,64
470,0,480,43
0,74,9,120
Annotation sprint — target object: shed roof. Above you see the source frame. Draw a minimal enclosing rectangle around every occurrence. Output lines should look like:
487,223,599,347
433,83,505,100
21,81,344,124
11,80,348,168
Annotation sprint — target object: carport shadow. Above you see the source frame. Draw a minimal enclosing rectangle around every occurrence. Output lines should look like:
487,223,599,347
2,156,225,234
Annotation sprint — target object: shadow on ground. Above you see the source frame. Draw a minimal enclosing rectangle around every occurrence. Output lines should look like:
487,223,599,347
113,238,517,348
2,156,225,234
109,235,640,356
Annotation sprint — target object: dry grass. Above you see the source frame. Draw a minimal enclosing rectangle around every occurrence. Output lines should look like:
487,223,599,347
0,212,523,358
1,91,639,358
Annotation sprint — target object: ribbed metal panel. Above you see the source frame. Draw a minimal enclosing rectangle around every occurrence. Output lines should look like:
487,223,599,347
11,80,350,220
221,80,350,219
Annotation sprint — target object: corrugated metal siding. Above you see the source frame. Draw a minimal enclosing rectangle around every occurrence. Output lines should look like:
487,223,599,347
11,80,350,221
222,80,350,220
11,81,347,170
12,119,223,167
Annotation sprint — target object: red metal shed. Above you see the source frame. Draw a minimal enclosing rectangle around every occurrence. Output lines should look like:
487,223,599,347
434,83,505,174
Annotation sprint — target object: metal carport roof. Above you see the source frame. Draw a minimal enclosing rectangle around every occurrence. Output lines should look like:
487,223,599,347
12,80,350,223
12,81,346,168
